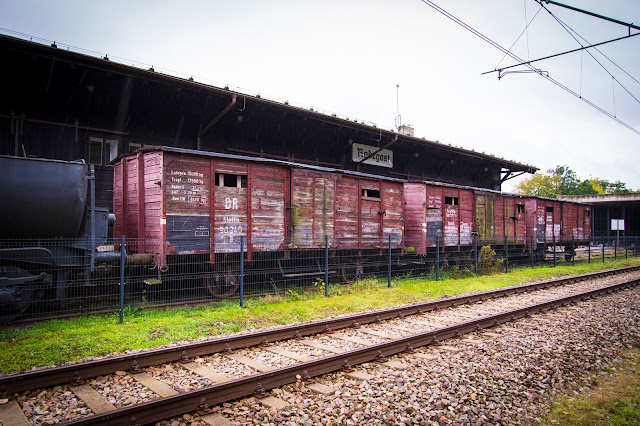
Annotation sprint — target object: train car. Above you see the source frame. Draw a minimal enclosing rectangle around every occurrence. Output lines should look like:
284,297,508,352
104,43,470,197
113,147,405,292
403,182,474,255
474,191,527,245
290,168,403,250
561,201,591,242
524,198,565,244
113,149,289,264
0,155,116,322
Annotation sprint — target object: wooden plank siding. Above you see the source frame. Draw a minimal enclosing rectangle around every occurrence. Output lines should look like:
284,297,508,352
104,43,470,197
291,169,336,248
114,151,289,265
402,183,427,254
475,193,495,243
381,181,404,248
335,176,359,248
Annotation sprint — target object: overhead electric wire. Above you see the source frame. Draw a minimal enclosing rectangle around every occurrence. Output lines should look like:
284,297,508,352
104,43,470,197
419,0,640,137
483,33,640,76
538,3,640,106
534,2,640,88
495,4,543,69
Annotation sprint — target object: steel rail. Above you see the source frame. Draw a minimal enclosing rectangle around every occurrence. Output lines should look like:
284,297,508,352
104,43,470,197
63,276,640,425
0,265,637,395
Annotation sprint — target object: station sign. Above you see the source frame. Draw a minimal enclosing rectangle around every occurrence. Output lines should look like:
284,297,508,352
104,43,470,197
352,143,393,168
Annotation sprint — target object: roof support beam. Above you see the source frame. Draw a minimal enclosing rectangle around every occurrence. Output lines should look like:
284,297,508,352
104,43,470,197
197,94,237,150
501,170,528,183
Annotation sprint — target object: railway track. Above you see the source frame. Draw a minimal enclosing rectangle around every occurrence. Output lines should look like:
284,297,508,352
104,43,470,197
1,266,639,425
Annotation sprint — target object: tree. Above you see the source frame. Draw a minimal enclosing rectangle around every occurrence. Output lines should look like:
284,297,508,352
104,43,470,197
514,165,633,197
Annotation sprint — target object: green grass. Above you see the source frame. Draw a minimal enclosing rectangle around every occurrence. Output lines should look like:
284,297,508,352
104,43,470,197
1,257,639,374
545,343,640,425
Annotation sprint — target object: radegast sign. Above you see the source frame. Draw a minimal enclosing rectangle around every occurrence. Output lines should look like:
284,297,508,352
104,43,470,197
352,143,393,168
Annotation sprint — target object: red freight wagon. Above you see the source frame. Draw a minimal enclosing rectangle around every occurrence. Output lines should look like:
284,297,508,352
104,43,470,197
114,147,405,268
561,201,591,242
403,182,473,254
524,198,563,244
114,148,289,266
494,194,527,244
290,169,403,249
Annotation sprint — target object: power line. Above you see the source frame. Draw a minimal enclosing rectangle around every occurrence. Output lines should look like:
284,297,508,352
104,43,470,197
495,4,543,69
538,3,640,106
483,33,640,78
419,0,640,136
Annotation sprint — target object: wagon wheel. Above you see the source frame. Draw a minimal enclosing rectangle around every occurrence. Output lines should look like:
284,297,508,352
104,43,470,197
340,260,364,284
203,268,240,299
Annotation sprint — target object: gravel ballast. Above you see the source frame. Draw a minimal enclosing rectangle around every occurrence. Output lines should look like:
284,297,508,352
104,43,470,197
203,286,640,425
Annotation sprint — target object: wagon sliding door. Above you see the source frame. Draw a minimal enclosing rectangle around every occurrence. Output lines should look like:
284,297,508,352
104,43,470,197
475,193,494,244
360,181,382,247
212,160,288,254
291,169,336,248
212,160,248,253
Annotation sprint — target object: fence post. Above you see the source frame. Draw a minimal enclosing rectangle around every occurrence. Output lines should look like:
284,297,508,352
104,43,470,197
119,235,126,325
588,235,591,264
388,234,392,288
602,236,605,263
530,235,534,269
474,235,478,276
436,236,440,281
505,235,509,273
553,234,556,267
571,235,575,266
240,236,244,308
625,235,628,259
325,235,329,297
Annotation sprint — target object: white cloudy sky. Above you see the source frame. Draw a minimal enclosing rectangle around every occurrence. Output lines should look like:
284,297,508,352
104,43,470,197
2,0,639,191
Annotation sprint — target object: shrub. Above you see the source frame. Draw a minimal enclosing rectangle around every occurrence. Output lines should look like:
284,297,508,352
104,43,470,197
478,245,504,272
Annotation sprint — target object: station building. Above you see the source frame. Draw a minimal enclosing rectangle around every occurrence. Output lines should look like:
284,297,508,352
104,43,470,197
0,33,536,213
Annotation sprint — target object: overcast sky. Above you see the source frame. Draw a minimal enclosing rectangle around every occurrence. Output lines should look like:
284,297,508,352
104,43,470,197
2,0,639,191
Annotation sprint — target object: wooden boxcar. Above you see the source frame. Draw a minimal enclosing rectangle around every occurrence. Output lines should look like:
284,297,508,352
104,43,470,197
114,149,289,266
561,201,591,242
291,169,403,250
524,197,591,246
403,182,474,254
113,147,404,268
524,198,563,244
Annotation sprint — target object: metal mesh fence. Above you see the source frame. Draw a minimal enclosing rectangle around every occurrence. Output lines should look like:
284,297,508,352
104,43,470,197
1,234,638,323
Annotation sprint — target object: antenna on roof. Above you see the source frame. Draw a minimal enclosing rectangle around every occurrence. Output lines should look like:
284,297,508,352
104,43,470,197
395,84,401,130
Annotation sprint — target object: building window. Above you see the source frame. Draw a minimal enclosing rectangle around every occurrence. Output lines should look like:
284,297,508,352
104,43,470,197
88,137,119,165
129,142,142,152
516,204,525,214
445,196,459,206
